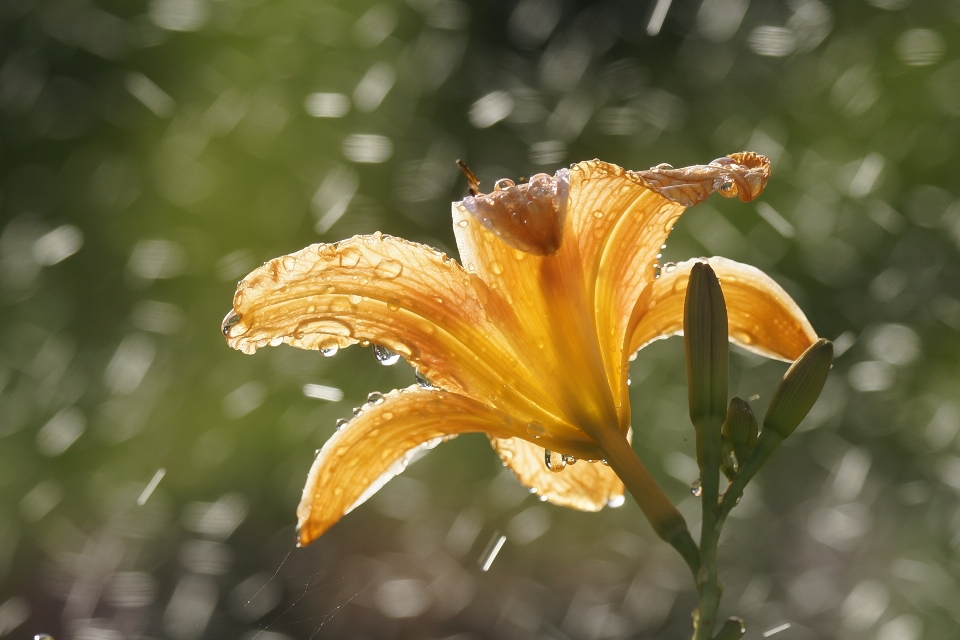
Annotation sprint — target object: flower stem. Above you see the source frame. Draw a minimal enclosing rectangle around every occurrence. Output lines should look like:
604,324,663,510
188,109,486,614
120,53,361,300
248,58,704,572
593,426,700,577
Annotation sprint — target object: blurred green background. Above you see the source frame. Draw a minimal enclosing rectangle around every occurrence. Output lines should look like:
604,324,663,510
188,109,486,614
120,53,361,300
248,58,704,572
1,0,960,638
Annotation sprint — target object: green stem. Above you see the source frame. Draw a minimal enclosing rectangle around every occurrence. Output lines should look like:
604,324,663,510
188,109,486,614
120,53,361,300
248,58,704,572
693,416,723,640
593,426,700,577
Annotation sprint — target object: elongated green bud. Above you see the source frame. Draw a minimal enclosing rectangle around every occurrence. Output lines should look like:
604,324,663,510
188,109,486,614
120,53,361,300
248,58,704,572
684,262,729,429
723,397,758,466
713,617,746,640
763,339,834,438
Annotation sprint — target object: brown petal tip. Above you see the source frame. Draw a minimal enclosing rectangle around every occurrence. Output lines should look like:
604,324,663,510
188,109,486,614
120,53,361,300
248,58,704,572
631,151,771,206
457,169,569,256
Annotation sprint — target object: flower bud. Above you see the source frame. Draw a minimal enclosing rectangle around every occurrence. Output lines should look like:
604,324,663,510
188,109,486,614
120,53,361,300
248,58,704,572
684,262,729,429
723,397,758,466
763,339,833,439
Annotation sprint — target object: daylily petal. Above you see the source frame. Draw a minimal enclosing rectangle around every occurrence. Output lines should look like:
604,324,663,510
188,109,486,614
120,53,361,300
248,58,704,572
296,386,515,545
567,161,685,414
627,257,818,361
489,436,625,512
223,233,582,440
453,190,620,442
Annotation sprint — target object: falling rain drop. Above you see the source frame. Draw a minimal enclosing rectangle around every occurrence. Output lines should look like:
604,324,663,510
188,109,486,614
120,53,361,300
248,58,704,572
545,449,566,472
690,479,703,497
367,391,385,405
526,421,545,438
373,345,400,365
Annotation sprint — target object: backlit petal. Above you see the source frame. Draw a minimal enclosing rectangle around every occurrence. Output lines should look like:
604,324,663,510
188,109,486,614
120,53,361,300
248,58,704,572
453,193,619,440
297,386,514,545
628,257,818,361
489,436,625,512
223,233,577,437
567,161,685,414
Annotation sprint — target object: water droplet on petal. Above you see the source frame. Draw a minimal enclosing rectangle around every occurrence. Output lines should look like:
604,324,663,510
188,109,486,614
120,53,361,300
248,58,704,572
663,261,677,274
457,219,469,228
593,210,604,219
652,261,662,279
415,369,437,389
386,298,401,311
545,449,566,472
314,448,321,458
690,479,703,497
221,310,242,336
495,178,515,191
490,261,504,275
607,494,625,508
349,294,362,304
374,258,403,279
367,391,385,405
339,246,362,267
335,418,348,431
353,406,364,417
320,342,339,357
526,421,545,438
563,454,577,465
373,345,400,365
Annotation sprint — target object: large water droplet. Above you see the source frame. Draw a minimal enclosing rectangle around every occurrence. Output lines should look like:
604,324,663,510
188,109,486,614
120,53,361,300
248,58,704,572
367,391,385,405
373,345,400,365
526,421,545,438
690,479,703,497
415,369,437,389
545,449,566,472
607,494,626,508
339,246,362,267
221,310,242,336
320,343,339,357
374,258,403,279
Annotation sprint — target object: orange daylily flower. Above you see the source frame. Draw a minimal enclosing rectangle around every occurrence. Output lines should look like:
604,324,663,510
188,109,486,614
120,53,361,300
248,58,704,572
221,153,817,546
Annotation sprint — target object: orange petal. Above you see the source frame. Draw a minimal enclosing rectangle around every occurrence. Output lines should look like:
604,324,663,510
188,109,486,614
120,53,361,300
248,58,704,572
489,436,625,512
628,257,818,361
297,386,605,544
453,194,620,440
297,386,514,545
222,233,578,439
567,161,686,419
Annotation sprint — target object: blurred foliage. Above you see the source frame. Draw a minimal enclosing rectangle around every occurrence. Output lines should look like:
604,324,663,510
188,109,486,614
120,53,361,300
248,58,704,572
1,0,960,638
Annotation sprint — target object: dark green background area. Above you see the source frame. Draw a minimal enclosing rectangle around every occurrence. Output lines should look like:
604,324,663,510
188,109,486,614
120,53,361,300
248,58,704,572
1,0,959,638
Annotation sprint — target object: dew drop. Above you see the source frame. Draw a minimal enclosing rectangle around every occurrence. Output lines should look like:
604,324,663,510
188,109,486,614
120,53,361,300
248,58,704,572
526,421,545,438
335,418,348,431
457,219,469,228
607,494,626,508
373,345,400,365
314,448,321,458
415,369,437,389
600,459,610,466
545,449,566,472
353,406,364,417
563,454,577,465
322,284,336,294
627,375,631,386
490,261,504,275
359,339,370,347
320,343,339,357
593,210,604,219
386,298,401,311
349,294,362,305
690,479,703,497
382,411,394,421
663,261,677,274
374,258,403,279
494,178,515,190
221,310,242,336
367,391,385,405
652,261,662,279
339,246,362,267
